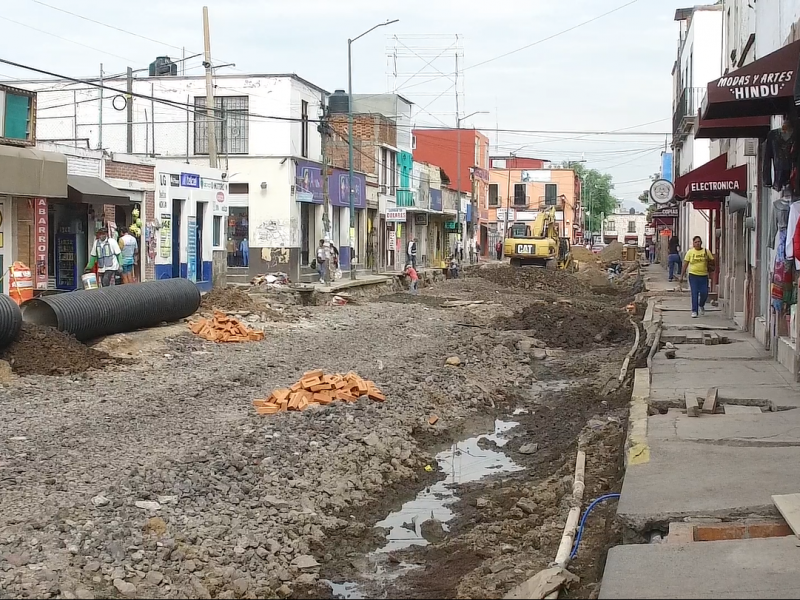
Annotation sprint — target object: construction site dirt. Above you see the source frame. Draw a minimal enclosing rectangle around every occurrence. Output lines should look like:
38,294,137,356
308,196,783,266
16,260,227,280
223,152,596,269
0,262,642,600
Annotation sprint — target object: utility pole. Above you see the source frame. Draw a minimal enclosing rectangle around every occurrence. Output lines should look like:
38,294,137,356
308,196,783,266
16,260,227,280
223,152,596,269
126,67,133,154
98,63,103,150
202,6,218,169
320,100,331,283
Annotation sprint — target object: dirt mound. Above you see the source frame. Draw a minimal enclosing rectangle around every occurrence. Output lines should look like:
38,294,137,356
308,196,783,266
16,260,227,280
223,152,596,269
200,287,256,312
500,302,635,349
569,245,597,262
600,240,624,261
473,265,594,297
1,324,122,376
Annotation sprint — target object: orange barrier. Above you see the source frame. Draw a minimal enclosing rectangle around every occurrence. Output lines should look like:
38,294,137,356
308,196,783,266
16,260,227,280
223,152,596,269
8,262,33,305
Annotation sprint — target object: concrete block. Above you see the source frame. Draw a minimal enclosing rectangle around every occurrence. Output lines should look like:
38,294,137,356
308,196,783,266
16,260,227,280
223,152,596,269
684,393,700,417
666,522,693,544
702,387,718,414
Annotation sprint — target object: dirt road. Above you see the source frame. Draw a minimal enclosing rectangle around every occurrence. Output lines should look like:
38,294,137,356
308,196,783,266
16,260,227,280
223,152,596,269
0,265,640,600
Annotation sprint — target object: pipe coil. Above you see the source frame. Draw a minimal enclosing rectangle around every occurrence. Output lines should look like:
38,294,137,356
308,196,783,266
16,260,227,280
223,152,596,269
0,293,23,349
20,279,201,341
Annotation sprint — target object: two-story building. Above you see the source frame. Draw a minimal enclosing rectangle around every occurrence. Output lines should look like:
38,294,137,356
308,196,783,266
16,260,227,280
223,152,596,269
488,157,580,248
603,207,648,247
9,65,334,283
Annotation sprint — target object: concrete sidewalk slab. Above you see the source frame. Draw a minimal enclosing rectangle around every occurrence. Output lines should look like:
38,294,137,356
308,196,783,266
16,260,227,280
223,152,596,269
645,409,800,445
651,359,795,383
650,383,800,409
599,537,800,599
657,341,771,360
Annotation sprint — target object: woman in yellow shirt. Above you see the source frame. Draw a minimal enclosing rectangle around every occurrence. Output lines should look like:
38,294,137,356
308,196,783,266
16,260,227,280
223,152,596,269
679,236,715,317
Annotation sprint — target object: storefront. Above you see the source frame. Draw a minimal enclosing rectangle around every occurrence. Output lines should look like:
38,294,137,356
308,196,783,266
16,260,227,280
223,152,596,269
0,144,68,295
153,163,228,292
226,183,249,268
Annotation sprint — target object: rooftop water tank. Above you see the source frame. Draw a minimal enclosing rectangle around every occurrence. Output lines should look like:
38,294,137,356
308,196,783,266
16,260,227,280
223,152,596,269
328,90,349,114
149,57,178,77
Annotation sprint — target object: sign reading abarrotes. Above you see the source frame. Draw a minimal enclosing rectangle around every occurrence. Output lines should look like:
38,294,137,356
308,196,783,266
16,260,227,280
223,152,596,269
649,179,675,206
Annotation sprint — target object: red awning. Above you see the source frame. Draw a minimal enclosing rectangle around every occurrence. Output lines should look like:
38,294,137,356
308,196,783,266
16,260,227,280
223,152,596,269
674,155,747,200
695,113,771,140
701,40,800,120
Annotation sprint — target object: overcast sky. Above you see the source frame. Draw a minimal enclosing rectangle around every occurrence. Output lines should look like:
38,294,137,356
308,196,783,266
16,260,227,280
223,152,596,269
2,0,692,209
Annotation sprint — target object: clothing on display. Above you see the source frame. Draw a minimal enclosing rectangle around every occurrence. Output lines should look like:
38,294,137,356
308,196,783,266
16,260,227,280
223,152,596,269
763,127,794,190
785,201,800,269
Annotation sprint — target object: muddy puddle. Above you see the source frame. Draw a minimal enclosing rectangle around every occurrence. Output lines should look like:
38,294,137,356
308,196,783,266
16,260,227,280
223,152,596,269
325,419,524,598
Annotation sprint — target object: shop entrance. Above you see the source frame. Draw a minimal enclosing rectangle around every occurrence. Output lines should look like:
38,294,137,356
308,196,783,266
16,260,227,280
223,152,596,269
172,199,183,278
227,207,249,267
300,202,312,265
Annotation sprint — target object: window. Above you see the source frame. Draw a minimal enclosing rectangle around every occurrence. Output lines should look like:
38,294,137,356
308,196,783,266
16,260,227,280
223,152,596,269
544,183,558,206
194,96,249,155
411,135,417,150
513,183,527,206
489,183,499,207
380,147,397,194
213,215,222,247
0,91,33,141
301,100,309,158
606,220,616,232
628,220,637,233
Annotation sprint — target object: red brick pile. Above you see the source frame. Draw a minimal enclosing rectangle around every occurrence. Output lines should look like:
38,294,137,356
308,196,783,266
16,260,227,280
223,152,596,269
253,369,385,415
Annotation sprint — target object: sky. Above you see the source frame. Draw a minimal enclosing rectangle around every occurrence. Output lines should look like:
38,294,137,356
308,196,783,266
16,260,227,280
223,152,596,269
1,0,693,210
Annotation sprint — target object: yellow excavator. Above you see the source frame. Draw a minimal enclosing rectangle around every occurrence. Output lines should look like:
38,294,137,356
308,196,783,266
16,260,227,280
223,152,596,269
503,207,574,270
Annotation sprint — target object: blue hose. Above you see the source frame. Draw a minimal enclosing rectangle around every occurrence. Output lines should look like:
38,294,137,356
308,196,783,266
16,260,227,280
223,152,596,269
569,493,621,560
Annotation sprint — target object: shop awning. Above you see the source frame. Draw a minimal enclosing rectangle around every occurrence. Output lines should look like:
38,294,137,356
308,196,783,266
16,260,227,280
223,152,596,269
674,155,747,200
67,175,131,205
701,39,800,120
695,113,771,140
0,144,67,198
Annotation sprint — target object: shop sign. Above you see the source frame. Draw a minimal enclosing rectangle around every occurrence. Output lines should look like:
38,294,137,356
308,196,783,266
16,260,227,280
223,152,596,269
688,180,741,193
471,167,489,182
718,71,793,100
386,208,407,222
34,198,48,290
649,179,675,205
187,216,197,282
414,213,428,226
180,172,200,188
497,208,516,222
212,191,228,215
652,207,679,218
170,174,180,187
159,214,172,258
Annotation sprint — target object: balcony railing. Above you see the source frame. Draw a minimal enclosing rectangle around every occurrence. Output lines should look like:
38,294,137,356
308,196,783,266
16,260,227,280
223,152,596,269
673,87,705,138
396,188,414,207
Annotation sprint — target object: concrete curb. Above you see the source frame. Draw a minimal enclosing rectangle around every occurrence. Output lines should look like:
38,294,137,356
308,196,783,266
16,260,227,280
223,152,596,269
625,368,651,467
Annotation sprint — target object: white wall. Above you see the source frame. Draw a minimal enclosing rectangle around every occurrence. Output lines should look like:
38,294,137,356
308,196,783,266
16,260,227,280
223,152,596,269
684,10,723,89
604,213,648,246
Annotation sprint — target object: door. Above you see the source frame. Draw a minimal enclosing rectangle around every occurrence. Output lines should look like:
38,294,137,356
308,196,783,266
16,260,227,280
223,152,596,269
196,202,206,281
172,199,183,278
300,203,311,265
0,199,7,295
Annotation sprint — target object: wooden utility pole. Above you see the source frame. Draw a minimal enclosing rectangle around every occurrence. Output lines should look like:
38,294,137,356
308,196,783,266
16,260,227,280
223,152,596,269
320,101,331,283
126,67,133,154
202,6,218,168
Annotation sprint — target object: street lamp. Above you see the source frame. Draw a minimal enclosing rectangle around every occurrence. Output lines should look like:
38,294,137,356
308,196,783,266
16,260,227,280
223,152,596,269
456,110,488,246
348,18,399,280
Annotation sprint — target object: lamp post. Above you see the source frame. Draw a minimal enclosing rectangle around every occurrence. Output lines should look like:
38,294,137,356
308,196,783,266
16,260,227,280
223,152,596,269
455,110,488,248
348,18,398,280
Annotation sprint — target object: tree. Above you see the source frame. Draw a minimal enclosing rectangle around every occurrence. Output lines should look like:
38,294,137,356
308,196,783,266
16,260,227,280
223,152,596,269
638,172,662,205
559,162,618,235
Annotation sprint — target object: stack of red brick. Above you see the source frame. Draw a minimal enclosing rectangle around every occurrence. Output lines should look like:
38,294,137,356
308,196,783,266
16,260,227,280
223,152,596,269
253,369,385,415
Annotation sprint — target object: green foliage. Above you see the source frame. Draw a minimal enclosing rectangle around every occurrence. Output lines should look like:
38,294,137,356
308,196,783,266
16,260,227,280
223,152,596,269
559,162,619,234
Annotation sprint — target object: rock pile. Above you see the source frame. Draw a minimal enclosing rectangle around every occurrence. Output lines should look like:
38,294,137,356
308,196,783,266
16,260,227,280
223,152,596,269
254,370,385,415
189,312,265,343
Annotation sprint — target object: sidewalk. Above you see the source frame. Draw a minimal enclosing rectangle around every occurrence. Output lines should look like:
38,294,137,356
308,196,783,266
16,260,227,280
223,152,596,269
600,265,800,599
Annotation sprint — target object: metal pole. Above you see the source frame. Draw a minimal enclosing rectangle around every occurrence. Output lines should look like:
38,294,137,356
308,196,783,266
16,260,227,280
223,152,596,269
456,118,461,245
126,67,133,154
348,38,356,280
98,63,103,150
203,6,218,169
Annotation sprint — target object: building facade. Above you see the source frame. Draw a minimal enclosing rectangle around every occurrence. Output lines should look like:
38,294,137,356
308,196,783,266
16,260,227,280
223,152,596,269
488,157,579,249
603,208,648,247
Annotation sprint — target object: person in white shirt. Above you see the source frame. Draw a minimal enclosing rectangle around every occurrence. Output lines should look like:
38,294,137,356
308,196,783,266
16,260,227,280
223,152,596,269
85,227,121,287
468,237,477,264
407,238,418,269
119,227,139,284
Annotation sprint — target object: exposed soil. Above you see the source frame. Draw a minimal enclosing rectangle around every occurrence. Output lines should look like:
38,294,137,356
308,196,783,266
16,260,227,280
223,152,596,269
599,241,624,262
472,265,597,297
200,286,257,312
0,323,122,376
500,302,636,349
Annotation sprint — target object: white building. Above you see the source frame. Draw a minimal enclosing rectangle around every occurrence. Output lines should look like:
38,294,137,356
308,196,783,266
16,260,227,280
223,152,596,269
672,4,723,251
8,68,349,282
603,208,648,247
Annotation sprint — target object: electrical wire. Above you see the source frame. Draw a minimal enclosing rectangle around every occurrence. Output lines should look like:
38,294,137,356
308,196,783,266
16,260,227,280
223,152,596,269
570,494,621,560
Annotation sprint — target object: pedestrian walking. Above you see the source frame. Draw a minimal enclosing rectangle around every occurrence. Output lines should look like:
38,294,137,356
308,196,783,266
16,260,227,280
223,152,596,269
679,236,715,318
475,241,481,262
448,254,460,279
468,237,476,264
407,237,418,269
316,239,328,284
85,227,121,287
456,238,464,262
119,227,139,284
404,263,419,294
667,235,682,281
495,239,503,261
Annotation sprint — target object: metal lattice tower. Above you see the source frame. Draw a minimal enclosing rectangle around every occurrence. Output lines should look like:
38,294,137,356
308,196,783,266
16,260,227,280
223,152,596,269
385,34,465,129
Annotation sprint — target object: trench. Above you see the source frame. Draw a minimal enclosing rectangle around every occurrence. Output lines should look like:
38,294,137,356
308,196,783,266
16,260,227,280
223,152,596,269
322,417,525,599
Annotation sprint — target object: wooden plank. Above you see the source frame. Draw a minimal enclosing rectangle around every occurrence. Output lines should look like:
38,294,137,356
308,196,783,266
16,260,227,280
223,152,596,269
685,392,700,417
772,494,800,538
702,387,718,414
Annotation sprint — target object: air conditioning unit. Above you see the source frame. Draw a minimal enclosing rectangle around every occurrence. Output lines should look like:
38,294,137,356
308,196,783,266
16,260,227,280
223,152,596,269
743,139,758,157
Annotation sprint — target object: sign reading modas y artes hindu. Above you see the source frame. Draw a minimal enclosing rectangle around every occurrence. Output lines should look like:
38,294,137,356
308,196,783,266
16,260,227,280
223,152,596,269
718,70,794,100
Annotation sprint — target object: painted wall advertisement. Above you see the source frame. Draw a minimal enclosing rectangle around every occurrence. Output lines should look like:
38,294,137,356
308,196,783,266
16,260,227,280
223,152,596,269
159,214,171,258
187,216,197,282
34,198,48,290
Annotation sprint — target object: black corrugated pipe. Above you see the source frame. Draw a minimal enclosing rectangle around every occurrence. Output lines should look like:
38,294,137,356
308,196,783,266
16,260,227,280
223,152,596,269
20,279,201,341
0,293,23,349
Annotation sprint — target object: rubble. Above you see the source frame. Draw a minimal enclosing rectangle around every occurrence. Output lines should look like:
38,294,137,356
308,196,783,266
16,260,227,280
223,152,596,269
200,287,257,312
189,312,266,342
253,370,385,415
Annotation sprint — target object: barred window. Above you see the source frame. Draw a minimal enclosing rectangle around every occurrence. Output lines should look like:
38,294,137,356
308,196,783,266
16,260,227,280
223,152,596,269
194,96,249,155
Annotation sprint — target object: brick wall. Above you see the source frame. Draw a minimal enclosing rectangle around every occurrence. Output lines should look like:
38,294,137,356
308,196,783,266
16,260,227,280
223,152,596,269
105,161,154,183
327,113,397,176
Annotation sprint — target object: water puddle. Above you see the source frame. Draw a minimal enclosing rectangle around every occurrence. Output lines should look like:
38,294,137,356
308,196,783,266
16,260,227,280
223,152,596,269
327,419,524,598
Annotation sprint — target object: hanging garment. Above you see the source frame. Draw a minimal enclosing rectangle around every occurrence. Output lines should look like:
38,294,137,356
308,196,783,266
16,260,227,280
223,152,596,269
763,128,794,190
785,201,800,269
